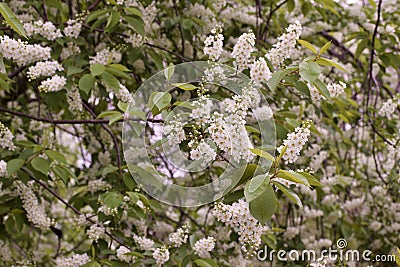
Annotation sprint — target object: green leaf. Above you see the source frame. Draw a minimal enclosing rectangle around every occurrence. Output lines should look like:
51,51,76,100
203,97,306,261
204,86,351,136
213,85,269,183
124,7,143,17
250,148,275,162
249,185,277,224
315,57,348,72
272,180,302,207
90,64,106,76
6,159,24,175
102,166,119,176
172,83,197,91
101,71,120,91
297,172,322,187
31,157,50,175
244,175,270,203
313,79,330,100
152,92,172,110
105,10,120,32
82,261,102,267
194,258,219,267
53,165,71,184
164,63,175,81
318,41,332,56
287,0,295,12
276,170,310,187
0,3,27,38
298,39,317,54
124,15,145,36
87,9,110,23
102,192,124,208
45,150,66,164
266,70,287,90
79,74,95,95
109,64,131,72
299,61,321,84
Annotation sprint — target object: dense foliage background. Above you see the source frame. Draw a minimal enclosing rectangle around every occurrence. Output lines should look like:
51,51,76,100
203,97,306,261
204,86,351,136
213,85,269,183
0,0,399,266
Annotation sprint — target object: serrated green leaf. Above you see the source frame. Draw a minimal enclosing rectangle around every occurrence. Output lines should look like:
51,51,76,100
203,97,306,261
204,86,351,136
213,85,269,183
0,3,27,38
276,170,310,187
244,174,270,203
299,61,321,84
249,185,277,224
272,180,302,207
318,41,332,56
164,63,175,81
31,157,50,175
250,148,275,162
172,83,197,91
298,39,317,54
79,74,95,95
45,150,66,164
90,64,106,76
6,159,24,175
315,57,348,72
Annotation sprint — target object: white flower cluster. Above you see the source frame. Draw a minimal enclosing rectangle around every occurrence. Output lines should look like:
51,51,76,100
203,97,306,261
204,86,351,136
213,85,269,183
66,87,83,113
16,181,54,230
327,81,346,97
0,35,51,66
0,122,16,151
266,23,302,69
231,31,256,71
0,160,7,177
64,19,82,39
98,205,118,216
168,225,189,247
88,179,111,194
250,57,272,86
24,20,62,40
152,245,169,266
38,75,67,92
189,140,217,165
163,117,186,145
87,224,106,242
116,246,136,263
204,25,224,61
277,122,311,164
116,83,133,103
55,253,90,267
213,199,264,255
89,48,119,66
133,234,154,250
378,96,399,119
193,236,216,258
302,206,324,219
27,61,64,80
253,106,273,121
61,42,81,60
124,32,144,48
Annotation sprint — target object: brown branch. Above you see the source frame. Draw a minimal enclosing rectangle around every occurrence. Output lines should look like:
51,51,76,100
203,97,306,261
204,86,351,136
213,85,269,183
88,0,102,11
8,66,25,78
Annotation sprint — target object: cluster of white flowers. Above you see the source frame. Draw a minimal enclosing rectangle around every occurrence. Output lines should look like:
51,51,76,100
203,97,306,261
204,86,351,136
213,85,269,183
231,31,256,71
0,35,51,66
98,205,118,216
193,236,216,258
0,122,16,150
133,234,155,250
0,160,7,177
116,83,133,103
189,140,217,165
266,23,302,69
152,245,169,266
24,20,62,40
163,115,186,145
55,253,90,267
124,32,144,48
27,61,63,80
168,225,189,247
16,181,54,230
116,246,136,263
378,96,399,119
250,58,272,86
89,48,119,66
64,19,82,39
38,75,67,92
88,179,111,194
213,199,264,255
204,25,224,61
327,81,346,97
302,206,324,219
66,87,83,113
87,224,106,242
253,106,273,121
277,122,311,164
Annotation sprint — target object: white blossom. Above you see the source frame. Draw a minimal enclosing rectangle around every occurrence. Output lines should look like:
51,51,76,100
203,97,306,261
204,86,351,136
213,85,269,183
133,234,154,250
168,225,189,247
204,25,224,61
87,224,106,242
38,75,67,92
64,19,82,38
116,246,136,263
24,20,62,40
231,31,256,71
0,122,16,151
152,246,169,266
277,122,311,164
0,160,7,177
193,236,216,258
27,61,63,80
250,57,272,86
55,253,90,267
